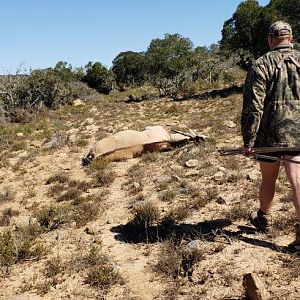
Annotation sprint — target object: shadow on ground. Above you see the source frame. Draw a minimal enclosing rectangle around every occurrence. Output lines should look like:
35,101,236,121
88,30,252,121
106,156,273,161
111,219,298,254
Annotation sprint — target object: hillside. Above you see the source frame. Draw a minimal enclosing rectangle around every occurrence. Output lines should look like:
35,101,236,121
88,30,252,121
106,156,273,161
0,90,299,300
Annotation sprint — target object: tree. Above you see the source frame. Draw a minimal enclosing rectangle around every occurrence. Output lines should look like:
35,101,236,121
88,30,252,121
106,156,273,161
112,51,147,86
145,33,194,96
221,0,267,58
54,61,84,81
83,62,114,94
269,0,300,39
220,0,300,59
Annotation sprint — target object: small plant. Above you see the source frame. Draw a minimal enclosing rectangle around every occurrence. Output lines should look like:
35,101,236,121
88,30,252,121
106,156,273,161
85,264,123,289
0,208,19,226
46,173,70,185
89,158,109,172
0,226,45,274
44,257,65,278
0,188,16,203
36,205,70,231
156,239,204,279
57,187,82,202
72,199,100,227
163,203,190,224
160,190,177,202
93,169,115,187
224,201,253,221
88,158,115,187
131,201,160,229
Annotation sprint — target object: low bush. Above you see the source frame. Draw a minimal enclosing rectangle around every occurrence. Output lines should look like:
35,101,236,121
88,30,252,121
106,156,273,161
0,69,76,122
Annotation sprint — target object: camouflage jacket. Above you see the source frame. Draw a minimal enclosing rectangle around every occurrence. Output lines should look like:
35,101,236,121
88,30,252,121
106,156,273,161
241,44,300,148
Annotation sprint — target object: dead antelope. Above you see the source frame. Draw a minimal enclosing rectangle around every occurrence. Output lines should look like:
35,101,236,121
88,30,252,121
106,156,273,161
82,125,207,165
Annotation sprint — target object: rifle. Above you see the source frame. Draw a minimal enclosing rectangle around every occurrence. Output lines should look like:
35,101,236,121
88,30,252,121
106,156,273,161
219,147,300,164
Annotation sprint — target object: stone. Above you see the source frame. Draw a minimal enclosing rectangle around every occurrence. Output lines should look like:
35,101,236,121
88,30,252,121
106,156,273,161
72,99,85,106
185,159,199,168
56,231,65,241
16,132,24,137
213,171,225,181
246,174,256,182
85,118,94,125
185,170,200,177
84,225,99,235
186,240,201,251
132,182,141,190
223,120,237,128
216,195,230,205
243,273,269,300
14,216,31,229
155,175,173,185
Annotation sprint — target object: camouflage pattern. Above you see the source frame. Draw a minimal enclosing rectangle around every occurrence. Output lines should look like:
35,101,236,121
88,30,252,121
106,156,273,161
268,21,292,36
241,44,300,148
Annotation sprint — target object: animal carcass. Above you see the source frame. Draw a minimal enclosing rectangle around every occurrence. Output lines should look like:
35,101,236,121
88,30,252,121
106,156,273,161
82,125,206,165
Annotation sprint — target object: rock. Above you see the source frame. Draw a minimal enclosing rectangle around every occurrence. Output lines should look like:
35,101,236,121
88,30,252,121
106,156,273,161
246,174,256,182
84,225,99,235
243,273,269,300
218,166,227,172
213,171,225,181
112,263,121,273
155,175,173,185
14,216,31,229
72,99,85,106
185,159,199,168
216,195,230,204
29,217,38,225
56,231,65,241
185,170,200,177
89,107,98,114
85,118,94,125
186,240,201,251
16,132,24,137
132,182,141,191
223,120,237,128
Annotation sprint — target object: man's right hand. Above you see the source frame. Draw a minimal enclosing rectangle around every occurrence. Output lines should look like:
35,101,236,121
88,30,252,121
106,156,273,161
243,147,253,157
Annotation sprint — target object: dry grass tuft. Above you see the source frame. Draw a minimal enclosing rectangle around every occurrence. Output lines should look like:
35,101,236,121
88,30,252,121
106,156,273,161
131,201,160,229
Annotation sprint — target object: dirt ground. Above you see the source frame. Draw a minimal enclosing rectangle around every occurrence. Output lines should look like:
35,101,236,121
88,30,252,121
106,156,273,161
0,91,300,300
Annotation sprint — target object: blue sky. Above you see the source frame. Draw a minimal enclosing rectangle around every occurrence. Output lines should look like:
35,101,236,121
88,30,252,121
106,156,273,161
0,0,269,74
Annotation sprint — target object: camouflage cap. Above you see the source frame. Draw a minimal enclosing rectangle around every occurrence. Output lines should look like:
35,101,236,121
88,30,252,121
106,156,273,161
268,21,292,36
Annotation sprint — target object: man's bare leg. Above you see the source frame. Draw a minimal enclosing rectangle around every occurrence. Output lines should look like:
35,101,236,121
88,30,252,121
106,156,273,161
259,161,281,213
249,161,280,231
283,156,300,220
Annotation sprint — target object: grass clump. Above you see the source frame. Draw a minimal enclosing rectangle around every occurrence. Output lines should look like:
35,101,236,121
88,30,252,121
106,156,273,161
88,158,115,187
131,201,160,229
46,173,69,185
163,204,190,224
85,264,123,289
0,188,16,203
160,189,177,202
36,205,70,231
156,239,204,279
0,225,45,274
0,208,19,226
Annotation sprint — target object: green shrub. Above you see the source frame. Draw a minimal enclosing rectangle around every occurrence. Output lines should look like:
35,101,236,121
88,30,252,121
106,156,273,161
0,69,76,122
131,201,160,228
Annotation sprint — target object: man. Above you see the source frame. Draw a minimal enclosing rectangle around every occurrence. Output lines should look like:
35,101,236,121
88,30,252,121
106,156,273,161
241,21,300,247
